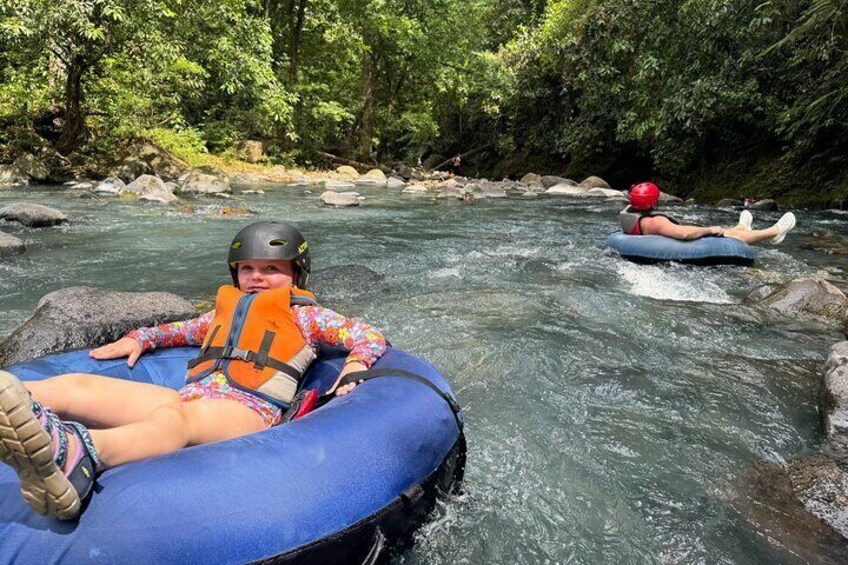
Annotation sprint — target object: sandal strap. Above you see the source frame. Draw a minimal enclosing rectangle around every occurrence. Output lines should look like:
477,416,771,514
62,421,101,501
33,401,70,471
65,421,103,471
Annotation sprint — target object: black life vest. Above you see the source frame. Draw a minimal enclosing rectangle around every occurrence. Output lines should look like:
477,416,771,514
619,206,680,235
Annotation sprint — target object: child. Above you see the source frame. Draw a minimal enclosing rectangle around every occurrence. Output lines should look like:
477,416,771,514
620,182,797,244
0,221,387,520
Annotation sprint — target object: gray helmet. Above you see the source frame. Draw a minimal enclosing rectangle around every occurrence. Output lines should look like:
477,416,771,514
228,221,311,288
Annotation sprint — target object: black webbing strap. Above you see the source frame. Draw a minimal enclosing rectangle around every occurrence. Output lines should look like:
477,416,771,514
201,325,220,354
337,369,463,431
186,345,302,380
254,330,276,370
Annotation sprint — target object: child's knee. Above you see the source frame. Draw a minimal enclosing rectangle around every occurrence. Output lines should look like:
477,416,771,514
148,403,192,446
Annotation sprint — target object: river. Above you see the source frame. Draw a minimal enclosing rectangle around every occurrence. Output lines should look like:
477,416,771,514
1,183,847,563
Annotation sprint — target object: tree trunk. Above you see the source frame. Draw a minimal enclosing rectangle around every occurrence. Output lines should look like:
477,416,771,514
289,0,307,86
356,48,375,160
56,56,85,155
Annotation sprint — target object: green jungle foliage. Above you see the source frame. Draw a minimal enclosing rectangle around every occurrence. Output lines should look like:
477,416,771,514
1,0,846,203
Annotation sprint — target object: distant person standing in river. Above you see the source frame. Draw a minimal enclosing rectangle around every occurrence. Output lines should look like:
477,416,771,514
619,182,797,245
450,154,462,178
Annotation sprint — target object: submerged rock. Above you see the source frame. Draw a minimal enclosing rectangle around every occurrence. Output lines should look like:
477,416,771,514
0,203,68,227
320,191,360,207
121,174,178,204
823,341,848,456
0,287,197,367
746,277,848,327
323,179,356,191
310,265,386,304
0,231,26,257
804,230,848,256
736,459,848,558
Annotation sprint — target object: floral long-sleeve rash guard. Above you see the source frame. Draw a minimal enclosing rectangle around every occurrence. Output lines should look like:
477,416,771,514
127,305,387,369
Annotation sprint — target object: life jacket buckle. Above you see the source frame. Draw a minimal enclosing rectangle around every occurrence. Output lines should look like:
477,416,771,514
222,346,253,362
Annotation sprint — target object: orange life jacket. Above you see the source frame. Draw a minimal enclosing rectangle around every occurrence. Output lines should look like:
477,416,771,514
186,285,318,407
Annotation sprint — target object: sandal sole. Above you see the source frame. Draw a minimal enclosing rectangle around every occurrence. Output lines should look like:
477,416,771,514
0,371,81,520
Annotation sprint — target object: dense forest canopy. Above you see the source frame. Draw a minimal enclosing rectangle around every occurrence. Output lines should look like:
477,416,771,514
1,0,846,203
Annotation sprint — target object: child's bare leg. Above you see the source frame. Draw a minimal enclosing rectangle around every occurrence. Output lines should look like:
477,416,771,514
90,399,265,469
26,374,179,428
723,226,779,244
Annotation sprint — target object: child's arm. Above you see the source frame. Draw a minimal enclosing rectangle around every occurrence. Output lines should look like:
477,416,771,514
293,305,387,395
89,311,214,367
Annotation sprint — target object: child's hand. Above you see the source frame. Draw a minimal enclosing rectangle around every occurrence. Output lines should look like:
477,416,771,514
332,362,367,396
89,337,144,368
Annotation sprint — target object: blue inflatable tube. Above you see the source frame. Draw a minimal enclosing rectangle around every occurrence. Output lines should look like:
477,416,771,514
0,347,465,564
606,231,755,266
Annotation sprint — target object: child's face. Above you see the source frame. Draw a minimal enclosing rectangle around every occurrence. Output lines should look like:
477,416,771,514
237,259,295,292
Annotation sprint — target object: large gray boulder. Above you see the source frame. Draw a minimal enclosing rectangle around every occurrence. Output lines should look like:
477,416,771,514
0,287,197,367
403,184,430,195
751,198,779,211
355,169,387,187
93,176,126,195
231,140,266,163
745,277,848,326
386,177,406,189
121,174,178,204
579,176,611,189
0,164,28,187
540,175,574,188
112,157,154,183
179,170,232,195
477,181,508,199
716,198,741,207
12,154,48,181
0,203,68,227
546,184,589,197
320,191,360,207
659,192,684,203
0,231,25,257
520,173,542,185
822,341,848,456
112,142,189,182
335,165,360,180
587,187,625,198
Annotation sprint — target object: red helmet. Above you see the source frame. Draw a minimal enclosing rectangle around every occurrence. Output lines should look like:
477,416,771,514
629,182,660,210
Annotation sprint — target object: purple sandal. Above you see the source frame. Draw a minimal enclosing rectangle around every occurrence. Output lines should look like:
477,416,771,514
0,370,102,520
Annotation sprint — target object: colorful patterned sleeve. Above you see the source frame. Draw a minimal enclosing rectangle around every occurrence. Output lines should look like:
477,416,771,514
125,310,214,352
293,306,387,368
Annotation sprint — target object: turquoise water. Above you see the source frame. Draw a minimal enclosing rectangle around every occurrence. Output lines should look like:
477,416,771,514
1,184,847,563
